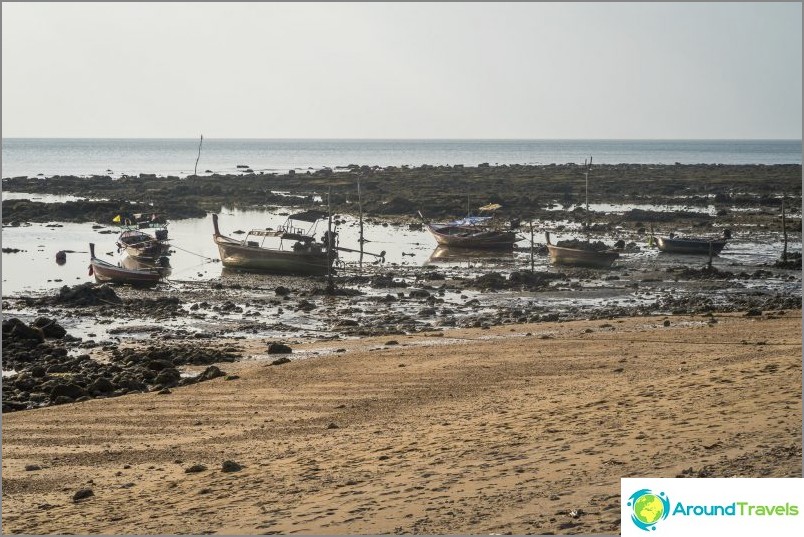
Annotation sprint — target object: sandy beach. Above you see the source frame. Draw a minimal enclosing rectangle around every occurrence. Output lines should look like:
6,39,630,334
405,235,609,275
2,311,800,535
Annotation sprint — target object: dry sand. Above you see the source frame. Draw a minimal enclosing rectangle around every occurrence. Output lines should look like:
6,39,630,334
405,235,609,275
2,312,801,535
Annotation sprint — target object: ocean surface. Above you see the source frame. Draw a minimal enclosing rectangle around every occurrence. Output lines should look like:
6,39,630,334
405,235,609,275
2,138,801,179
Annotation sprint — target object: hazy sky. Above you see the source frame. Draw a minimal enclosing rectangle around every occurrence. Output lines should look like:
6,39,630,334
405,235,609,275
2,2,801,139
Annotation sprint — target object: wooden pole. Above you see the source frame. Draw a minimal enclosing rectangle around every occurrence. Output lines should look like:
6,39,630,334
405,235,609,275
530,221,535,272
782,194,788,262
358,176,364,271
585,156,592,230
193,134,203,177
327,187,334,293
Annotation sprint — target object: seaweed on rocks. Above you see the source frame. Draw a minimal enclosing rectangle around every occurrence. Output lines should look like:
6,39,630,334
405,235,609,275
53,283,122,306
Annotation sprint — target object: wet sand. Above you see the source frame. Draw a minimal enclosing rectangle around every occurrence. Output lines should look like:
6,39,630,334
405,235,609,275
2,312,800,535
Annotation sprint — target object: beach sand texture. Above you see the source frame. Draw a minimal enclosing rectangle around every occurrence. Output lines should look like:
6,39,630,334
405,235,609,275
2,313,801,535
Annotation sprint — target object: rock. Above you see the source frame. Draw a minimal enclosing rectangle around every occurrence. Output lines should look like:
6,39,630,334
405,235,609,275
53,396,75,405
25,464,42,471
31,317,67,339
157,388,172,395
88,377,115,394
185,464,207,473
327,423,340,429
221,460,242,473
72,488,94,502
270,357,291,366
3,318,44,341
196,365,224,382
147,359,173,371
29,365,47,378
274,286,291,296
745,309,762,317
153,368,181,387
267,342,292,354
50,383,86,401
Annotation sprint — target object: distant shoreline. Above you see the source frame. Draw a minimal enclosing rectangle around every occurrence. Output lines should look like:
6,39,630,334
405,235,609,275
3,163,801,225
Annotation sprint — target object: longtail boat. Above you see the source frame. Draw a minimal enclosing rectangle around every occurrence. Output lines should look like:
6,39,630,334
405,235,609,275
88,243,164,286
212,212,335,276
419,204,519,250
545,232,619,268
655,231,729,255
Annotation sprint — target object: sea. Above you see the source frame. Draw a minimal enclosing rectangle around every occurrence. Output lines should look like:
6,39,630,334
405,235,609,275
1,138,801,179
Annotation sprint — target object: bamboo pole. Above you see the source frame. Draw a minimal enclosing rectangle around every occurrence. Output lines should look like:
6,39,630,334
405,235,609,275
358,176,364,271
782,194,788,262
327,187,334,293
193,134,203,177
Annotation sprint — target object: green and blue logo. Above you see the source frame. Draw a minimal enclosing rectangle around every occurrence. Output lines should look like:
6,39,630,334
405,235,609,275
627,489,671,531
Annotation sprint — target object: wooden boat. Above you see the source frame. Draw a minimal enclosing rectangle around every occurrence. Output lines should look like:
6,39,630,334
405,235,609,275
212,212,335,276
88,243,163,286
544,231,619,268
655,234,728,255
419,206,518,250
116,228,170,259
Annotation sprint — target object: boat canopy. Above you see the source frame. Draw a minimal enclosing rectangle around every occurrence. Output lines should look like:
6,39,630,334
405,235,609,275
446,216,492,227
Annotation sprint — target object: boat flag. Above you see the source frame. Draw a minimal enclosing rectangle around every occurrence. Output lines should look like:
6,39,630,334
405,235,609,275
112,215,122,223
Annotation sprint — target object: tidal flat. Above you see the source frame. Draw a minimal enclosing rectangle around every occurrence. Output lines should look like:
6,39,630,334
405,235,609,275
1,163,802,534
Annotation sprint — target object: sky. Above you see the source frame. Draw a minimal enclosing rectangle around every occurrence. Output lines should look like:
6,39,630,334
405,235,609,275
1,2,801,139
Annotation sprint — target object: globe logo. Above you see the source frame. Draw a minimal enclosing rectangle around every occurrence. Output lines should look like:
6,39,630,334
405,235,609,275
627,489,670,531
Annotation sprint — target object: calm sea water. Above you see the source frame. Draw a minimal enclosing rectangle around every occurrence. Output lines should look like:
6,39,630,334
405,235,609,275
1,138,801,179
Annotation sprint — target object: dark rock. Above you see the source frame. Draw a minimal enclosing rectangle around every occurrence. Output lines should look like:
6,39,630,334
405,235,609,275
72,488,94,502
31,317,67,339
50,383,86,401
267,342,292,354
196,365,225,382
221,460,242,473
154,368,181,387
185,464,207,473
3,318,44,341
88,377,115,394
270,357,291,366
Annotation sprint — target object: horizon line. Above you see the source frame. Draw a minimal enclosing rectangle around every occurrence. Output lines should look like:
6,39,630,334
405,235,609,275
3,136,802,142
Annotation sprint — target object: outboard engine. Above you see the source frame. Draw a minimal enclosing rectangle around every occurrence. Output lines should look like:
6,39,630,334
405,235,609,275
154,229,169,241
